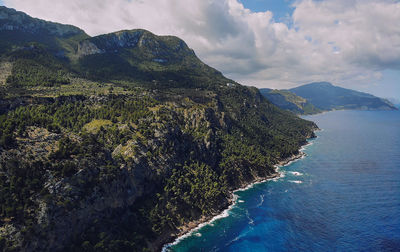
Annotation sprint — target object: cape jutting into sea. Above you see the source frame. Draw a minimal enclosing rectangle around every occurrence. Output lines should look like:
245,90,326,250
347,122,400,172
167,109,400,252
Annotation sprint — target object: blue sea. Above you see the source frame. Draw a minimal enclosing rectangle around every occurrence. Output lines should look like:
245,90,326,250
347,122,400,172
167,110,400,252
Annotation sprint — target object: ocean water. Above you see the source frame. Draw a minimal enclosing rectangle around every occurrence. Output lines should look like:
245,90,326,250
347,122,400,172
167,110,400,252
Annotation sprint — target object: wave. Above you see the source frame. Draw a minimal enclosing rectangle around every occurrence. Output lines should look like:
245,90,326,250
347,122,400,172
162,139,314,251
245,210,254,226
289,180,303,184
233,174,279,193
162,194,239,251
256,194,265,207
289,171,303,176
300,140,314,152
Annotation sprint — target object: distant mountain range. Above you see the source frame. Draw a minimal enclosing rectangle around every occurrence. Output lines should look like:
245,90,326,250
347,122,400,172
260,82,397,114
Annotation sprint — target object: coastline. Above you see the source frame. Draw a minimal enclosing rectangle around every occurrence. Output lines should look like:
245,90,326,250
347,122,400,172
300,105,399,117
161,139,315,251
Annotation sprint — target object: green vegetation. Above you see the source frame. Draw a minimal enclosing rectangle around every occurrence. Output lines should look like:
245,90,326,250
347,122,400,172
0,87,316,251
6,46,71,87
260,88,321,115
83,119,113,134
0,6,318,252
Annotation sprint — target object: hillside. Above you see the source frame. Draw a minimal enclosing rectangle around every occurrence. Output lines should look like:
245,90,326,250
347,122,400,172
289,82,397,111
260,82,397,115
0,6,88,56
74,29,225,88
0,7,317,252
260,89,321,115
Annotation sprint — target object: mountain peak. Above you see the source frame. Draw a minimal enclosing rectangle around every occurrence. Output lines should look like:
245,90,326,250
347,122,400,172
77,29,193,57
303,82,333,88
0,6,85,37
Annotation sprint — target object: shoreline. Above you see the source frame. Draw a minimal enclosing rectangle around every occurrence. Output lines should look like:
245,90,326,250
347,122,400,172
161,139,315,251
299,106,399,117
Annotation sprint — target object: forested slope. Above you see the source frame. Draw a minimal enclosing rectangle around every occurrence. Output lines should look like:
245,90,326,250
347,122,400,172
0,6,317,251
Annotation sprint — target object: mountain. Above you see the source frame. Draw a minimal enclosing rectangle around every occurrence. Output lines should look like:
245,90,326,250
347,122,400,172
289,82,397,111
260,88,321,115
0,6,223,90
0,7,317,252
260,82,397,115
74,29,224,88
0,6,88,55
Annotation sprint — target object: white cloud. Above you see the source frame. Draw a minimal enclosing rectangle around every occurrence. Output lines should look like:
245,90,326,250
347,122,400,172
3,0,400,90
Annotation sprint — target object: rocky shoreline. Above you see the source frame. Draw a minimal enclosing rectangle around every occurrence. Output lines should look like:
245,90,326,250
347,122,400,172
161,140,313,251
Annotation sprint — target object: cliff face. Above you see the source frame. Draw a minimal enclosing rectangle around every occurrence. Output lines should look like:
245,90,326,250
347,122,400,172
77,30,193,57
0,90,316,251
74,29,220,87
1,125,150,250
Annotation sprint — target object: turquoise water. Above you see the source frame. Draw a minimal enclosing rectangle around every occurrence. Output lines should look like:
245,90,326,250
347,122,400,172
168,110,400,251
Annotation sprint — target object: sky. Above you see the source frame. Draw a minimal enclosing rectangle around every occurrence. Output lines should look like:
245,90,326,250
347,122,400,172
1,0,399,100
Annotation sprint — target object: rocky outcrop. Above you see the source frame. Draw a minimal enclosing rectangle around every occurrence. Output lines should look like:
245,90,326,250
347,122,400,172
77,41,104,56
77,29,194,58
0,95,231,251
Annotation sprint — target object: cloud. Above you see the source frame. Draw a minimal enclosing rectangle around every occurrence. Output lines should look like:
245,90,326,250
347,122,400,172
3,0,400,90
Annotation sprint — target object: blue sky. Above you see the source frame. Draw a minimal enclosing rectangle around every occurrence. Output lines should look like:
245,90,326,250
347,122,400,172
360,70,400,104
1,0,399,101
239,0,294,21
239,0,400,101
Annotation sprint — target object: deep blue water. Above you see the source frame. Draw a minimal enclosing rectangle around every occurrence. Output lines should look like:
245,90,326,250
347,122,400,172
168,110,400,252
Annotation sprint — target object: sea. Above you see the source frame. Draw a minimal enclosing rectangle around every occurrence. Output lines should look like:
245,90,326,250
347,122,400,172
166,110,400,252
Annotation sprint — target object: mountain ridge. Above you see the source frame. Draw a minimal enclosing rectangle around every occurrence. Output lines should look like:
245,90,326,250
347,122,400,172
260,82,397,115
0,6,85,37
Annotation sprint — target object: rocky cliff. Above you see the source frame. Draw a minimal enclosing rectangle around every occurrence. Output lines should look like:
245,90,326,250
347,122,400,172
0,6,318,251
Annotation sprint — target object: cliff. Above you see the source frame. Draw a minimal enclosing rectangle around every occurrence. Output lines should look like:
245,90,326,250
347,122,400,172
0,6,317,251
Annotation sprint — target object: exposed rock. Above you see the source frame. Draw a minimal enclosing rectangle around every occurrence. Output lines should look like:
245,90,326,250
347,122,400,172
77,41,104,56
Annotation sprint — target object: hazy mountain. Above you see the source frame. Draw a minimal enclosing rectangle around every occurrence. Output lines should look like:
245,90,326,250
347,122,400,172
260,88,321,115
289,82,397,111
260,82,397,115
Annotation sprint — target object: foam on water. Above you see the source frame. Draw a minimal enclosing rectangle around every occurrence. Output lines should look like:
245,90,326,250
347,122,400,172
163,142,309,251
162,194,238,251
256,194,265,207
